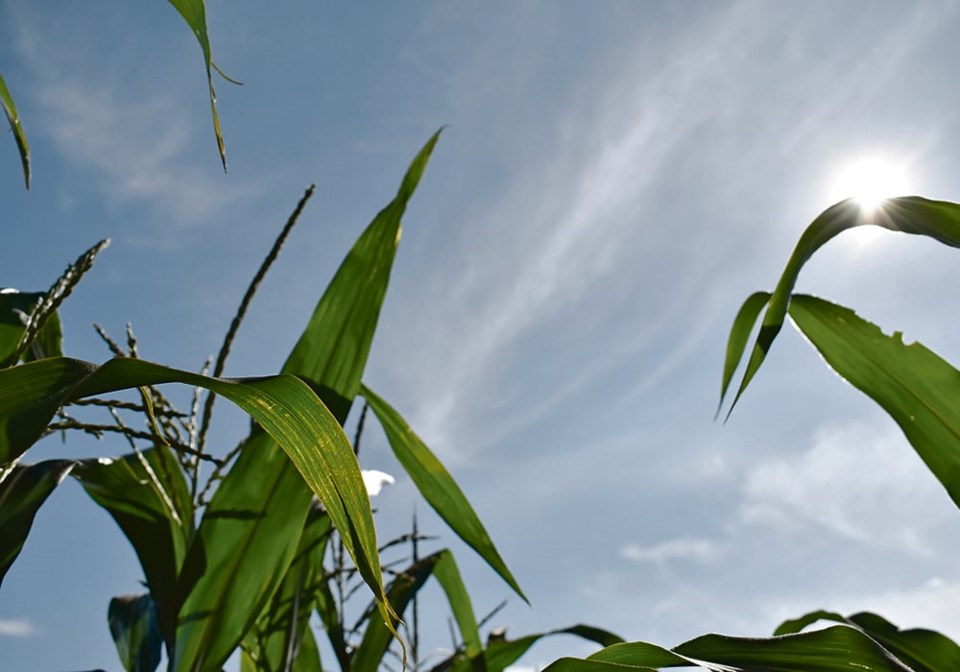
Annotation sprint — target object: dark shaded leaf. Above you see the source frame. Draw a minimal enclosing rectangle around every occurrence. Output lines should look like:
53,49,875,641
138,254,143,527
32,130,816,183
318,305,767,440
0,459,75,586
362,385,524,601
789,294,960,508
774,609,960,672
544,626,912,671
354,549,482,672
0,291,63,366
723,196,960,415
74,447,192,648
108,594,162,672
446,626,624,672
0,73,29,189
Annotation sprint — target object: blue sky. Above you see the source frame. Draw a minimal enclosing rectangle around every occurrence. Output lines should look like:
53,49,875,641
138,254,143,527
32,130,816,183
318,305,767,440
5,1,960,670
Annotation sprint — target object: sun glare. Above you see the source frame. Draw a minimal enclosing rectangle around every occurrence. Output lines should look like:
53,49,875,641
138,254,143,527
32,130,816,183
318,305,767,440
831,158,910,213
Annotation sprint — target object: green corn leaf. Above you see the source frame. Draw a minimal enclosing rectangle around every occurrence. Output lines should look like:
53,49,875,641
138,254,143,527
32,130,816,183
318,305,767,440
544,626,913,672
285,129,442,422
352,549,481,672
717,291,770,419
447,626,625,672
788,293,960,509
165,0,228,170
183,130,442,669
774,610,960,672
314,572,349,672
362,384,525,601
176,431,316,670
0,73,29,189
0,291,63,366
723,196,960,416
74,447,192,648
0,459,75,586
108,594,163,672
244,504,333,672
0,355,382,670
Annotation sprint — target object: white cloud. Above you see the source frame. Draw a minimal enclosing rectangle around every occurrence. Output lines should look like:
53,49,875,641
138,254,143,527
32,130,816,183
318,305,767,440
621,538,720,564
0,619,38,637
361,469,396,497
740,421,956,555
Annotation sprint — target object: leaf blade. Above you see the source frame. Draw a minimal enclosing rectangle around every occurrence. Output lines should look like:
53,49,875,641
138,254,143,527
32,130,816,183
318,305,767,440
0,73,30,189
362,384,524,601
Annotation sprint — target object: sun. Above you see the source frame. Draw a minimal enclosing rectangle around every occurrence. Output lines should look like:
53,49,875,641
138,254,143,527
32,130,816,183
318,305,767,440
830,157,911,214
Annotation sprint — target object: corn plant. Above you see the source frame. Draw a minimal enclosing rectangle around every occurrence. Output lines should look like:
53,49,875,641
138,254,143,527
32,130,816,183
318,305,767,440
0,132,535,671
536,197,960,671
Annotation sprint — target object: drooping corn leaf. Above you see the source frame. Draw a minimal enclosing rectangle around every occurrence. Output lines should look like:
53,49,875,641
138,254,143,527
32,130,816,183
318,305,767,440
315,572,349,671
353,549,482,672
774,609,960,672
74,447,192,648
0,459,75,586
721,196,960,415
362,385,525,601
717,291,769,419
108,593,163,672
165,0,227,170
243,504,333,672
0,291,63,366
0,354,382,669
175,133,441,668
446,625,625,672
543,626,912,672
0,73,29,189
788,293,960,508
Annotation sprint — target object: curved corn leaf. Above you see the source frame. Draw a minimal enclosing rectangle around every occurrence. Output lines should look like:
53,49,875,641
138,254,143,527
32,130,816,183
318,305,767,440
722,196,960,416
788,294,960,508
362,384,525,601
716,291,769,419
544,626,912,672
190,130,441,669
775,609,960,672
0,73,29,189
353,549,482,672
0,459,75,586
0,355,383,670
74,447,192,648
165,0,227,170
446,626,624,672
0,291,63,366
108,593,162,672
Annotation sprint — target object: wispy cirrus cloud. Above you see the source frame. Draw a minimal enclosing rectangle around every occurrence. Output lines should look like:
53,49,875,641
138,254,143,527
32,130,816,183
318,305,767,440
621,537,721,565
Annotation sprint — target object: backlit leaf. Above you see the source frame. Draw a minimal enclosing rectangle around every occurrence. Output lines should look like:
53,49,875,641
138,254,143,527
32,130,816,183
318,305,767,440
0,73,29,189
723,197,960,415
362,384,524,601
788,294,960,508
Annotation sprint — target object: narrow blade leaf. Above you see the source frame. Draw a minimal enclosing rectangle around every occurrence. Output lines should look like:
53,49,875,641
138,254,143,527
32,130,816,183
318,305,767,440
0,459,75,586
108,593,163,672
726,196,960,415
446,626,624,672
717,291,769,417
74,448,192,648
363,384,525,601
789,294,960,508
165,0,227,170
0,73,29,189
